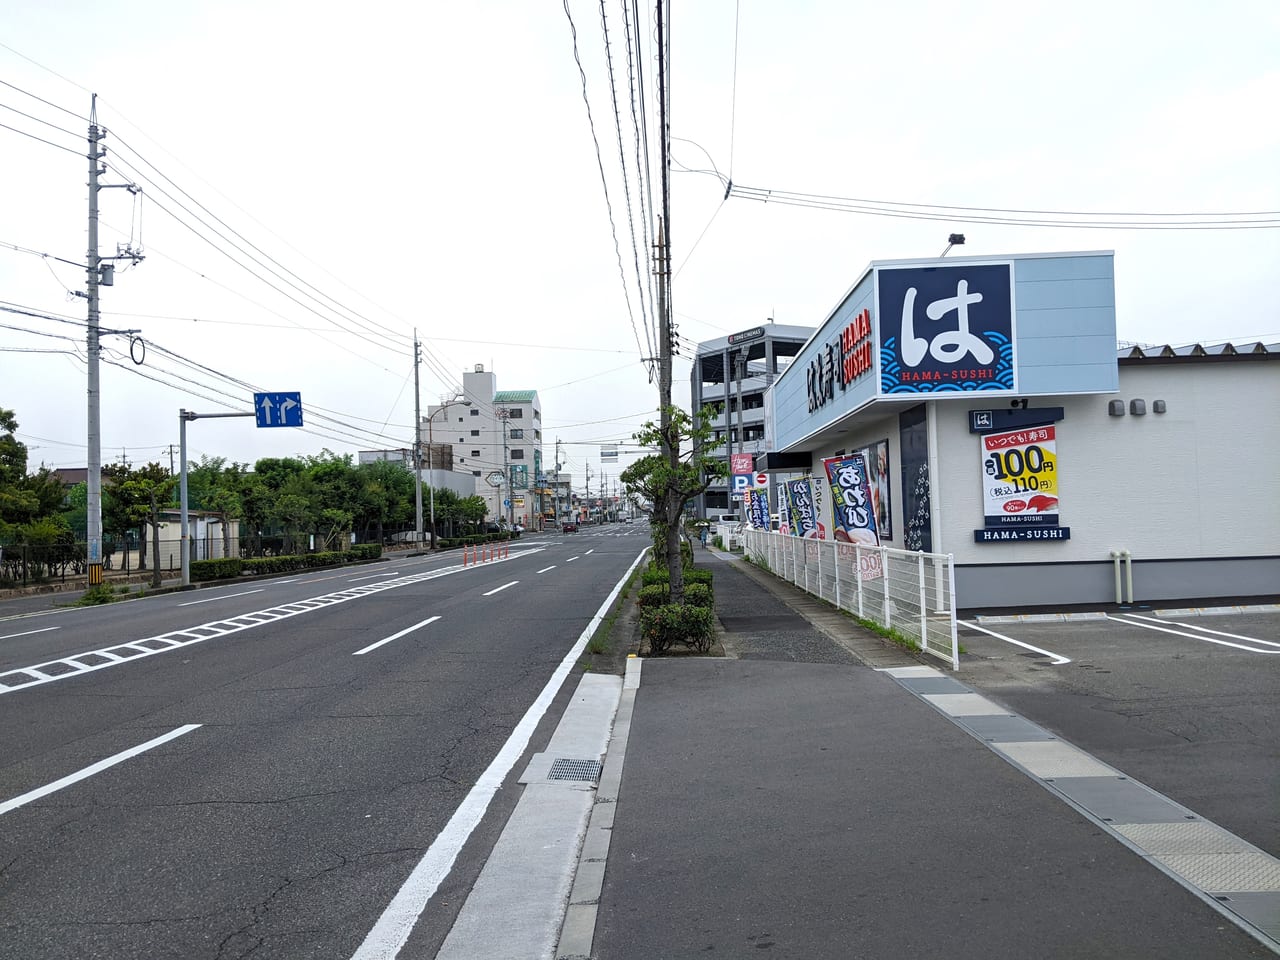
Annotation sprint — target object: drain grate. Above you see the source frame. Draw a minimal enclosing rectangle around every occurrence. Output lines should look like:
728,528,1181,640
547,758,603,782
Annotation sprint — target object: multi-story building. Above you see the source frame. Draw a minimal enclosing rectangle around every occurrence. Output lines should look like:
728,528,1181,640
428,365,543,528
690,322,814,518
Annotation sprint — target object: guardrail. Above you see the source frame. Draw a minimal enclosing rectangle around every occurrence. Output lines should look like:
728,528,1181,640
740,529,959,670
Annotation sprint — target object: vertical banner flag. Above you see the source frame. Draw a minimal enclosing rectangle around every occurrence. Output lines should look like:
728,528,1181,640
778,480,794,535
822,454,880,545
750,485,770,529
786,478,821,538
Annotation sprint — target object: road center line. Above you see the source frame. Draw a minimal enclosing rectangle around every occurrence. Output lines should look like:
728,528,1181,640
0,724,202,817
178,589,265,607
536,566,556,574
959,620,1071,665
482,581,519,596
353,616,441,656
0,625,61,641
585,549,594,555
566,556,579,562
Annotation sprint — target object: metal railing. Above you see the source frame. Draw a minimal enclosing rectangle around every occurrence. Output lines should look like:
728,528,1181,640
741,529,959,670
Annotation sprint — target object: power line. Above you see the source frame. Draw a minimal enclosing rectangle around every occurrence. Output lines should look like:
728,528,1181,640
0,120,82,157
0,99,81,138
0,77,87,120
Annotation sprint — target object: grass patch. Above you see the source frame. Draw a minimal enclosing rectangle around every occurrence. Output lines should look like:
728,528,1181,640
73,584,118,606
585,559,646,656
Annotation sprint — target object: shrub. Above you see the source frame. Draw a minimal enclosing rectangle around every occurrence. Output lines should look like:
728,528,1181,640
190,558,243,582
685,568,713,587
73,584,118,606
636,584,669,608
683,582,713,608
640,603,716,654
641,566,670,587
349,543,382,561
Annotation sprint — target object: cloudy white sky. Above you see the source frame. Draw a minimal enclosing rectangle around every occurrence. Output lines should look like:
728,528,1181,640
3,1,1277,491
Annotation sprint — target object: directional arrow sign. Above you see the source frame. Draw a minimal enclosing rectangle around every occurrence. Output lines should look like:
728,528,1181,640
254,392,304,428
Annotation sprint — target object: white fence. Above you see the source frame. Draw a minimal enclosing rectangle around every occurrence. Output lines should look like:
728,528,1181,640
741,529,959,670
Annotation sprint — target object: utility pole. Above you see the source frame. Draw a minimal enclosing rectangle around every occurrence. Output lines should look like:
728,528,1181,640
84,96,105,587
498,407,513,527
585,463,592,522
412,331,424,549
555,437,564,523
736,351,746,521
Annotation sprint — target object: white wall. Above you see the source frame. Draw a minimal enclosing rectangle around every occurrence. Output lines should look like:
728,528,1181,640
937,360,1279,565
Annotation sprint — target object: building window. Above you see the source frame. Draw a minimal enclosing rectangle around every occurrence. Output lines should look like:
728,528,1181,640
471,429,480,437
511,449,525,460
507,408,523,419
470,408,479,416
473,470,481,477
509,428,524,439
471,450,481,457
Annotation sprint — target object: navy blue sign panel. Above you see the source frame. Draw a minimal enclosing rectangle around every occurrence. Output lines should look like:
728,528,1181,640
878,263,1016,396
254,392,303,428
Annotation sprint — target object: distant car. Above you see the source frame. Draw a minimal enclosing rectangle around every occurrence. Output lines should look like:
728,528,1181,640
562,521,578,533
623,517,633,524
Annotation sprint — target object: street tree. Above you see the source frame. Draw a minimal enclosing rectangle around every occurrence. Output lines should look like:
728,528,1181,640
621,404,726,603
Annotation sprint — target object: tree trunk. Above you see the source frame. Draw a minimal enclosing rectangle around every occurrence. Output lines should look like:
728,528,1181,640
138,524,148,571
665,492,685,604
222,512,231,559
150,492,162,588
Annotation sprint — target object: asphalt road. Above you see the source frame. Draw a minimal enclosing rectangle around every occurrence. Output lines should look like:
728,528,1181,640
0,527,648,960
956,609,1280,857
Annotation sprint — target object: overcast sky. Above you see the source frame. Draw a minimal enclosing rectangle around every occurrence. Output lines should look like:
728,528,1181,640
3,1,1277,491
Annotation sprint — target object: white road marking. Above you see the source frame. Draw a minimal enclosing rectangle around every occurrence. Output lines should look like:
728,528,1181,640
353,616,441,656
1135,612,1280,648
536,566,556,574
177,589,265,607
1108,614,1280,654
482,581,519,596
585,549,594,555
272,579,300,585
566,556,579,562
349,546,650,960
959,620,1071,665
0,626,60,641
347,572,396,583
0,724,201,816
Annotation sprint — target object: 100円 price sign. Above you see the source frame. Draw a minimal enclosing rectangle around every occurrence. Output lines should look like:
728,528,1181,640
981,424,1060,528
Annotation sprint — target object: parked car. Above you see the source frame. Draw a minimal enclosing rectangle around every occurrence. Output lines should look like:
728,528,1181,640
562,521,578,533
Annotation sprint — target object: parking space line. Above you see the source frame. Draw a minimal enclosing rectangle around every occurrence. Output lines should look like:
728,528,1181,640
1131,612,1280,648
1108,614,1280,654
353,616,441,656
959,620,1071,665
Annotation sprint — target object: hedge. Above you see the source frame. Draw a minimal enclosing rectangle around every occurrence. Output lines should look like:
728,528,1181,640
683,582,713,609
640,603,715,654
190,558,242,582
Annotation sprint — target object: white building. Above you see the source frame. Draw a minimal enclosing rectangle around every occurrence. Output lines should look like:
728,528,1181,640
757,249,1279,609
428,365,544,528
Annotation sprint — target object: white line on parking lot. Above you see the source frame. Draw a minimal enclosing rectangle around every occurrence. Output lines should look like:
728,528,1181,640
482,581,519,596
178,589,265,607
0,724,201,816
353,616,441,656
959,621,1071,665
1108,614,1280,653
0,625,60,641
536,566,556,574
1136,613,1280,648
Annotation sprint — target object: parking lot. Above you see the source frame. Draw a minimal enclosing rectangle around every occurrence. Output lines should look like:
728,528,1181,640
953,607,1280,858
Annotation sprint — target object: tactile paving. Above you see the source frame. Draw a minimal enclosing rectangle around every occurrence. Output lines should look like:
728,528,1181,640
996,741,1116,779
1156,853,1280,893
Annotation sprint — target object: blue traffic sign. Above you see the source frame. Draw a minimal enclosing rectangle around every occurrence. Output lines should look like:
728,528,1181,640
254,392,303,428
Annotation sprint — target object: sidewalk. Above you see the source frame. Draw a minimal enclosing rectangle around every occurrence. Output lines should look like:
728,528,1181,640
577,551,1274,959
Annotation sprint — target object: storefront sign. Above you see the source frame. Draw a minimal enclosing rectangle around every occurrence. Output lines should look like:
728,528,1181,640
974,527,1071,542
878,263,1016,395
822,454,880,545
730,452,754,474
728,326,766,345
807,308,875,413
981,425,1059,526
786,478,821,538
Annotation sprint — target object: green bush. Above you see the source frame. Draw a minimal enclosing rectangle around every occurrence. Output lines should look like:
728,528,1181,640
349,543,382,560
640,603,716,654
683,582,713,608
685,568,712,586
190,557,243,582
636,584,669,608
641,566,670,587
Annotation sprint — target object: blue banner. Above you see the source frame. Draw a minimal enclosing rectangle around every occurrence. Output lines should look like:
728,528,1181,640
786,478,820,538
822,454,880,545
877,263,1015,395
749,487,770,530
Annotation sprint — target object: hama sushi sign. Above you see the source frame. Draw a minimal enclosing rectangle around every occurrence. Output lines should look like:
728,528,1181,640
974,424,1070,542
